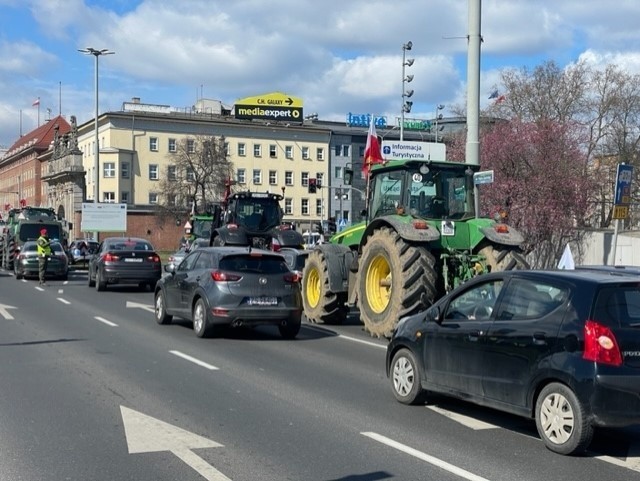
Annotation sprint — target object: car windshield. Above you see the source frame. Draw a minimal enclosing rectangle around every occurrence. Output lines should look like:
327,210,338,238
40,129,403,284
107,240,154,251
220,254,289,274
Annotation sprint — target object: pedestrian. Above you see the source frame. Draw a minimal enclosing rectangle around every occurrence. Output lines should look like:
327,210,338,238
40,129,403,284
36,227,52,285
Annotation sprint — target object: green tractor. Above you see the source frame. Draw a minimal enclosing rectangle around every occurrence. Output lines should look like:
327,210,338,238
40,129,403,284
301,158,529,338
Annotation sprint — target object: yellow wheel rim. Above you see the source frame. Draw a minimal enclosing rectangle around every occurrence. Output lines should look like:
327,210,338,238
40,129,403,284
306,266,321,309
366,254,391,314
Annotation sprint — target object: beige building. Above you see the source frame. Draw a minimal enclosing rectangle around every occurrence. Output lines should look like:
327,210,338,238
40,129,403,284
76,99,331,229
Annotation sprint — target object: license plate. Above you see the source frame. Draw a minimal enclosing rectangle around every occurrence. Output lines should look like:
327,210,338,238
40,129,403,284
248,297,278,306
124,258,143,263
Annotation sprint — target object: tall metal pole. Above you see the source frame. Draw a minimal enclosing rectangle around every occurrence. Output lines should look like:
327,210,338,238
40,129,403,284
466,0,481,167
401,46,406,141
94,52,100,205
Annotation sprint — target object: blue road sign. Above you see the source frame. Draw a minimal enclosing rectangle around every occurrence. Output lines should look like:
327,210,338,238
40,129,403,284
614,164,634,205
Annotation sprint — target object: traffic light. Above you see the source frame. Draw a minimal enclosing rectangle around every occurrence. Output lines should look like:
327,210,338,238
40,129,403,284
327,217,336,235
308,178,317,194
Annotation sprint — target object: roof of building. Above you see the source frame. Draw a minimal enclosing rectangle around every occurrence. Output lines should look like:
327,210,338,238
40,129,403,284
2,115,71,161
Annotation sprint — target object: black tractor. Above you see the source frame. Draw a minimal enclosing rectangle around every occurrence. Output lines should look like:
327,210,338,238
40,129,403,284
208,192,304,250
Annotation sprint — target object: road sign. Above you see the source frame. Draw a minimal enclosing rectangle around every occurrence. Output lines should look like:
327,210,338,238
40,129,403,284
613,205,630,220
473,170,494,185
614,164,634,205
81,203,127,232
184,221,192,230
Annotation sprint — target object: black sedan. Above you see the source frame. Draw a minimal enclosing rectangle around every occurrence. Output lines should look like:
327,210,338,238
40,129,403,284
154,247,302,339
387,269,640,456
87,237,161,291
15,240,69,280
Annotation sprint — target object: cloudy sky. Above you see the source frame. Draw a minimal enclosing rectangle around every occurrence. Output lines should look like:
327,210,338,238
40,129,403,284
1,0,640,148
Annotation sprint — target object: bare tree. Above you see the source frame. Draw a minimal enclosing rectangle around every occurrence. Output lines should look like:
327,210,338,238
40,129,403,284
158,135,234,217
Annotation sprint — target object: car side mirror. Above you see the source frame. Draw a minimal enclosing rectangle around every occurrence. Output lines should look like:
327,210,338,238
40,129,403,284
425,305,441,324
164,264,176,274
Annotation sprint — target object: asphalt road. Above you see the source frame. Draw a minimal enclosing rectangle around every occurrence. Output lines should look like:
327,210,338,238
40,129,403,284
1,267,639,481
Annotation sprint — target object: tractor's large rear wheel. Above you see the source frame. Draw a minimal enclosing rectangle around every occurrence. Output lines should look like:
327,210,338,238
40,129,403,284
478,244,530,271
302,249,348,325
357,227,437,338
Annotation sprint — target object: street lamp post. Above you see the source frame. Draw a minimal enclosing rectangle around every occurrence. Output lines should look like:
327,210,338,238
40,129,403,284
401,41,414,141
434,104,445,142
78,47,114,207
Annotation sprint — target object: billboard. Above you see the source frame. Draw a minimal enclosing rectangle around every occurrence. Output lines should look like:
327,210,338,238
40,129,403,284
234,92,303,122
81,203,127,232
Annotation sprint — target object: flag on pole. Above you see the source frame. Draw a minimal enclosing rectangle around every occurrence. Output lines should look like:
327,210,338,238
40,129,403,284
557,244,575,270
488,89,499,99
363,117,384,177
32,97,40,106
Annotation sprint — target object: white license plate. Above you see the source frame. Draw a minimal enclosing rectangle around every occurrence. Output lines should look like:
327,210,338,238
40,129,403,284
248,297,278,306
124,258,143,263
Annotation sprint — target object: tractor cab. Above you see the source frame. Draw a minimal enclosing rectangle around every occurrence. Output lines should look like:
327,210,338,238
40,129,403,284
226,192,284,232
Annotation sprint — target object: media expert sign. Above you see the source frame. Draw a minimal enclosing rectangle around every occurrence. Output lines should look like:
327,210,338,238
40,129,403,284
234,92,303,122
381,141,446,162
81,203,127,232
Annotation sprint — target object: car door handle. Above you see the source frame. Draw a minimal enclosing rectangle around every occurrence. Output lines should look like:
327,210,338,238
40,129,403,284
533,332,547,345
468,330,483,341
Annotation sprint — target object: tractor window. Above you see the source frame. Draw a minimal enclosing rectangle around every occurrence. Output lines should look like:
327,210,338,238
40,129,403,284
370,172,403,218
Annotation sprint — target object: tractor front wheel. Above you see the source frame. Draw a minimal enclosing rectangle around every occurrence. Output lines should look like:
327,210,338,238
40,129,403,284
357,227,436,338
302,250,348,325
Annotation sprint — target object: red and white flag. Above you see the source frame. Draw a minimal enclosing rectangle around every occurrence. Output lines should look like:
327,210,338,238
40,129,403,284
363,117,384,176
32,98,40,106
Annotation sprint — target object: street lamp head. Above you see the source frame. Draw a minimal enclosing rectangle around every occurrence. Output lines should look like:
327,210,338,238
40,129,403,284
78,47,115,56
403,41,413,50
403,101,413,113
405,74,414,83
437,104,445,110
405,58,415,67
404,89,414,98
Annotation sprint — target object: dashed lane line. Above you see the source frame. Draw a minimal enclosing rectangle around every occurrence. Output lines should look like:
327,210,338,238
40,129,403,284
95,316,118,327
362,431,492,481
170,350,219,371
57,298,71,305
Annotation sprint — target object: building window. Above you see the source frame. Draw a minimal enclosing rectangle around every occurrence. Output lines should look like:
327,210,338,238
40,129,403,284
285,145,293,159
269,144,277,158
301,172,309,187
149,137,158,152
237,168,246,184
149,193,158,204
149,164,159,180
359,146,365,157
224,142,229,156
342,145,350,157
167,194,177,207
302,146,310,160
335,166,343,179
121,162,130,179
238,143,246,156
167,165,177,181
334,145,341,156
186,167,195,182
316,172,324,187
317,147,324,161
187,139,195,153
316,199,322,216
269,170,277,185
103,192,115,203
121,191,129,204
285,198,293,215
285,171,293,186
253,144,262,157
103,162,115,178
168,138,177,153
253,169,262,185
301,198,309,215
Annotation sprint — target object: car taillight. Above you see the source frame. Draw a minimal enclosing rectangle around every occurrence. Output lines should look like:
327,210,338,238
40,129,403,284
284,271,301,283
211,270,242,282
583,320,623,366
168,256,175,263
103,253,119,262
147,255,160,263
271,238,281,251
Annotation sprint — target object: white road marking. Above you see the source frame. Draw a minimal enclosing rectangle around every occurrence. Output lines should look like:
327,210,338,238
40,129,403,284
427,405,499,430
58,289,63,293
63,280,68,285
57,298,71,305
35,286,44,291
362,432,492,481
126,301,155,313
21,279,27,283
95,316,118,327
0,303,17,320
595,440,640,472
338,334,387,349
170,350,219,370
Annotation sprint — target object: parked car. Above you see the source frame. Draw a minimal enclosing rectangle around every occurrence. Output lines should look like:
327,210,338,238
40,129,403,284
154,247,302,339
166,238,210,270
15,240,69,280
87,237,161,291
386,269,640,455
68,239,99,265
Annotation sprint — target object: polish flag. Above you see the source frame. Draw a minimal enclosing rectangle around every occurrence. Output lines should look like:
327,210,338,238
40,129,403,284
363,117,384,177
32,98,40,106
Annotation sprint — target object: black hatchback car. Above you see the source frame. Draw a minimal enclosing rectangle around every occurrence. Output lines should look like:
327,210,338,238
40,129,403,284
387,269,640,455
154,247,302,339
